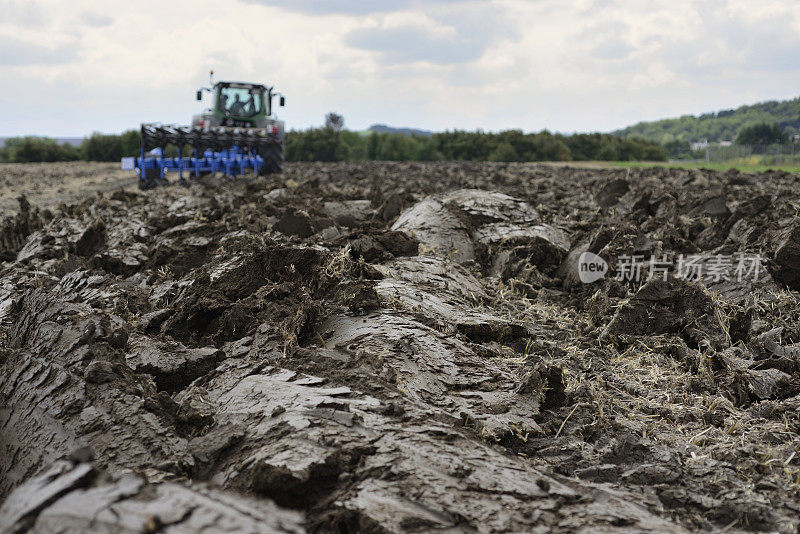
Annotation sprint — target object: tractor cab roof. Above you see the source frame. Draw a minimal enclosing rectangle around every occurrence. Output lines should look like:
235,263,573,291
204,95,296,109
216,81,268,91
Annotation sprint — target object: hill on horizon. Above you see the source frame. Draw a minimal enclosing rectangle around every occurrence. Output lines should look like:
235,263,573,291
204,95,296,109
613,96,800,145
367,124,434,137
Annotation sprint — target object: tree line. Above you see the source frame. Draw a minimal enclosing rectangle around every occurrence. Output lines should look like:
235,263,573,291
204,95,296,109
285,128,666,162
0,132,141,163
2,127,666,164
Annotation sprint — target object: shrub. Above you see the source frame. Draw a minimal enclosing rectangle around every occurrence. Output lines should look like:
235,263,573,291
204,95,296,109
736,123,788,146
0,137,81,163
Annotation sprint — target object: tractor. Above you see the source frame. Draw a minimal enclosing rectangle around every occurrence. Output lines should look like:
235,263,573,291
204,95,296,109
122,71,286,190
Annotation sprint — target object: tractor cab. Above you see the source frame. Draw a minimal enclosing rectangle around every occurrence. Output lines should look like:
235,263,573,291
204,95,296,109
192,73,285,131
216,83,265,119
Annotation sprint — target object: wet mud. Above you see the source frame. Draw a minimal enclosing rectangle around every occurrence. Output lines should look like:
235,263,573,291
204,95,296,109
2,162,800,532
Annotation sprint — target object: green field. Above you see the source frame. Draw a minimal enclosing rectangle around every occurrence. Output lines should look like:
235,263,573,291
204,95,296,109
610,160,800,174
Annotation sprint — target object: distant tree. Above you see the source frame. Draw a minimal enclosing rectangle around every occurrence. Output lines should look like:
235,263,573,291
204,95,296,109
286,128,342,161
324,112,344,132
488,142,519,162
339,130,369,160
416,140,444,161
120,130,141,156
82,133,125,161
735,122,788,145
663,139,691,158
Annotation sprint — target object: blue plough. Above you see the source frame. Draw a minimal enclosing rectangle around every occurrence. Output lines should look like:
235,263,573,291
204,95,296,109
121,123,280,190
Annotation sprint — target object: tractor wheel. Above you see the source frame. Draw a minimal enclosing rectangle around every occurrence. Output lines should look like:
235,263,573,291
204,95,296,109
138,168,168,190
259,144,284,176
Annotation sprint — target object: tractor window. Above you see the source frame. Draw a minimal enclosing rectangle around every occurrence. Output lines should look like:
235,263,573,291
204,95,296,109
218,86,262,117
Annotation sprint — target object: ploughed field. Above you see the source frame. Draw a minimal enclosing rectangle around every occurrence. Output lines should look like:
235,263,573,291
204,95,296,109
2,161,800,533
0,162,133,217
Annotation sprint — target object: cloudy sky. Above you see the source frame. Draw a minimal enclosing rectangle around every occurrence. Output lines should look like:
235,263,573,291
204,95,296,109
1,0,798,137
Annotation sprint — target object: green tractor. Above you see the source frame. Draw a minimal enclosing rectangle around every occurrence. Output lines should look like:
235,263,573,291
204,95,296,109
192,71,286,173
125,72,288,189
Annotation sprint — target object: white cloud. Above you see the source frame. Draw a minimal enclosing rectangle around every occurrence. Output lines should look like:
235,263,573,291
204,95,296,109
0,34,80,65
0,0,48,27
80,12,113,27
240,0,467,15
0,0,798,137
344,4,521,65
346,16,482,64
